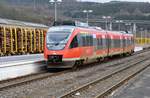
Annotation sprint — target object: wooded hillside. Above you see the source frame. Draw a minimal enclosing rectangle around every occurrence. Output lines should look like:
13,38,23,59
0,0,150,25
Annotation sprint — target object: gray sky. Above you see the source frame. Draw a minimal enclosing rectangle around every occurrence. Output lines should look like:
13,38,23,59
80,0,150,3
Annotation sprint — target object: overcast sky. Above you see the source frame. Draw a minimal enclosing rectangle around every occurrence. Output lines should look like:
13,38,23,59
80,0,150,3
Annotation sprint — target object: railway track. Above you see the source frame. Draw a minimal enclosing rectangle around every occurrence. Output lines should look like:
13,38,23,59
0,69,70,90
60,52,150,98
0,49,149,92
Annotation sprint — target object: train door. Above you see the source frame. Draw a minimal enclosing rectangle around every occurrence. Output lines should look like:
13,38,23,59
0,26,2,56
92,33,97,56
78,33,93,61
123,35,127,53
120,35,124,53
106,32,110,56
107,33,114,56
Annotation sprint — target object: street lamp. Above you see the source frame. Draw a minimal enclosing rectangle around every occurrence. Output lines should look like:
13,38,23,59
116,20,123,31
102,16,111,30
83,10,93,25
34,0,36,9
49,0,62,22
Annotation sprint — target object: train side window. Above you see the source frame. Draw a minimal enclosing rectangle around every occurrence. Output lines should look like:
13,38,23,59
123,39,125,47
80,34,86,46
120,39,123,48
102,39,106,49
85,35,93,46
86,35,90,46
127,39,129,46
70,36,78,48
97,38,102,49
120,39,122,47
82,36,86,46
126,39,128,46
116,39,120,48
113,39,115,48
116,39,118,48
110,39,114,48
0,27,2,49
96,38,99,49
80,34,93,47
131,38,134,44
88,35,93,46
115,39,117,48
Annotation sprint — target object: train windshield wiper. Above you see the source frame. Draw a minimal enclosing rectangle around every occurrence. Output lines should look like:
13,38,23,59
54,43,59,46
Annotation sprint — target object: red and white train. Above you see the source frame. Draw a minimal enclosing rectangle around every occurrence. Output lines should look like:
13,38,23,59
44,24,134,68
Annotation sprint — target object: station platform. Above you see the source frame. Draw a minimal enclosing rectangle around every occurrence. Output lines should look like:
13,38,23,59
112,66,150,98
136,44,150,49
0,54,45,81
0,54,44,68
134,44,150,52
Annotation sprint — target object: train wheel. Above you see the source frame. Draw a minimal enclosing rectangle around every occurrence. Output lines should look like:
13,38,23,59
72,60,83,70
129,51,133,56
96,57,104,63
130,50,134,55
73,61,80,70
72,64,78,70
123,53,127,56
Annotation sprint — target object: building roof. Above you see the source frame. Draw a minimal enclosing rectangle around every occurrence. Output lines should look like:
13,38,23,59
0,18,48,28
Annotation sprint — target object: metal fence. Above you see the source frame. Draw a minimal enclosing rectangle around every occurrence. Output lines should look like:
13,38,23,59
135,38,150,44
135,31,150,44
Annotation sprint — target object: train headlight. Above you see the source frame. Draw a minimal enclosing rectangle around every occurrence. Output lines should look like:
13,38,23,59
47,44,52,49
47,44,65,50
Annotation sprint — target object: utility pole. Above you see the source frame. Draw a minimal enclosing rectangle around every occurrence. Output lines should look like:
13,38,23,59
102,16,111,30
83,10,93,25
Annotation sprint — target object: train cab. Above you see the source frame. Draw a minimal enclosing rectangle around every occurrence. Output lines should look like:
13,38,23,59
44,26,79,68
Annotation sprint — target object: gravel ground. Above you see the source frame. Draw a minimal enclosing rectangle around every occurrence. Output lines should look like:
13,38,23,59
0,51,149,98
109,62,150,98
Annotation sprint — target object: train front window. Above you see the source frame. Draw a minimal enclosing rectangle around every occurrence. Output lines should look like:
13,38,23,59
46,26,74,50
47,31,70,43
70,36,78,48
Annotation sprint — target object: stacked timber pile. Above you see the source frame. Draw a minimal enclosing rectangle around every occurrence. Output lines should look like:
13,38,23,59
0,18,48,56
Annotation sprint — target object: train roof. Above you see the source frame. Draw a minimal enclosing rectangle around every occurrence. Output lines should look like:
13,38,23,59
0,18,48,28
50,21,133,35
47,26,76,32
48,25,134,35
